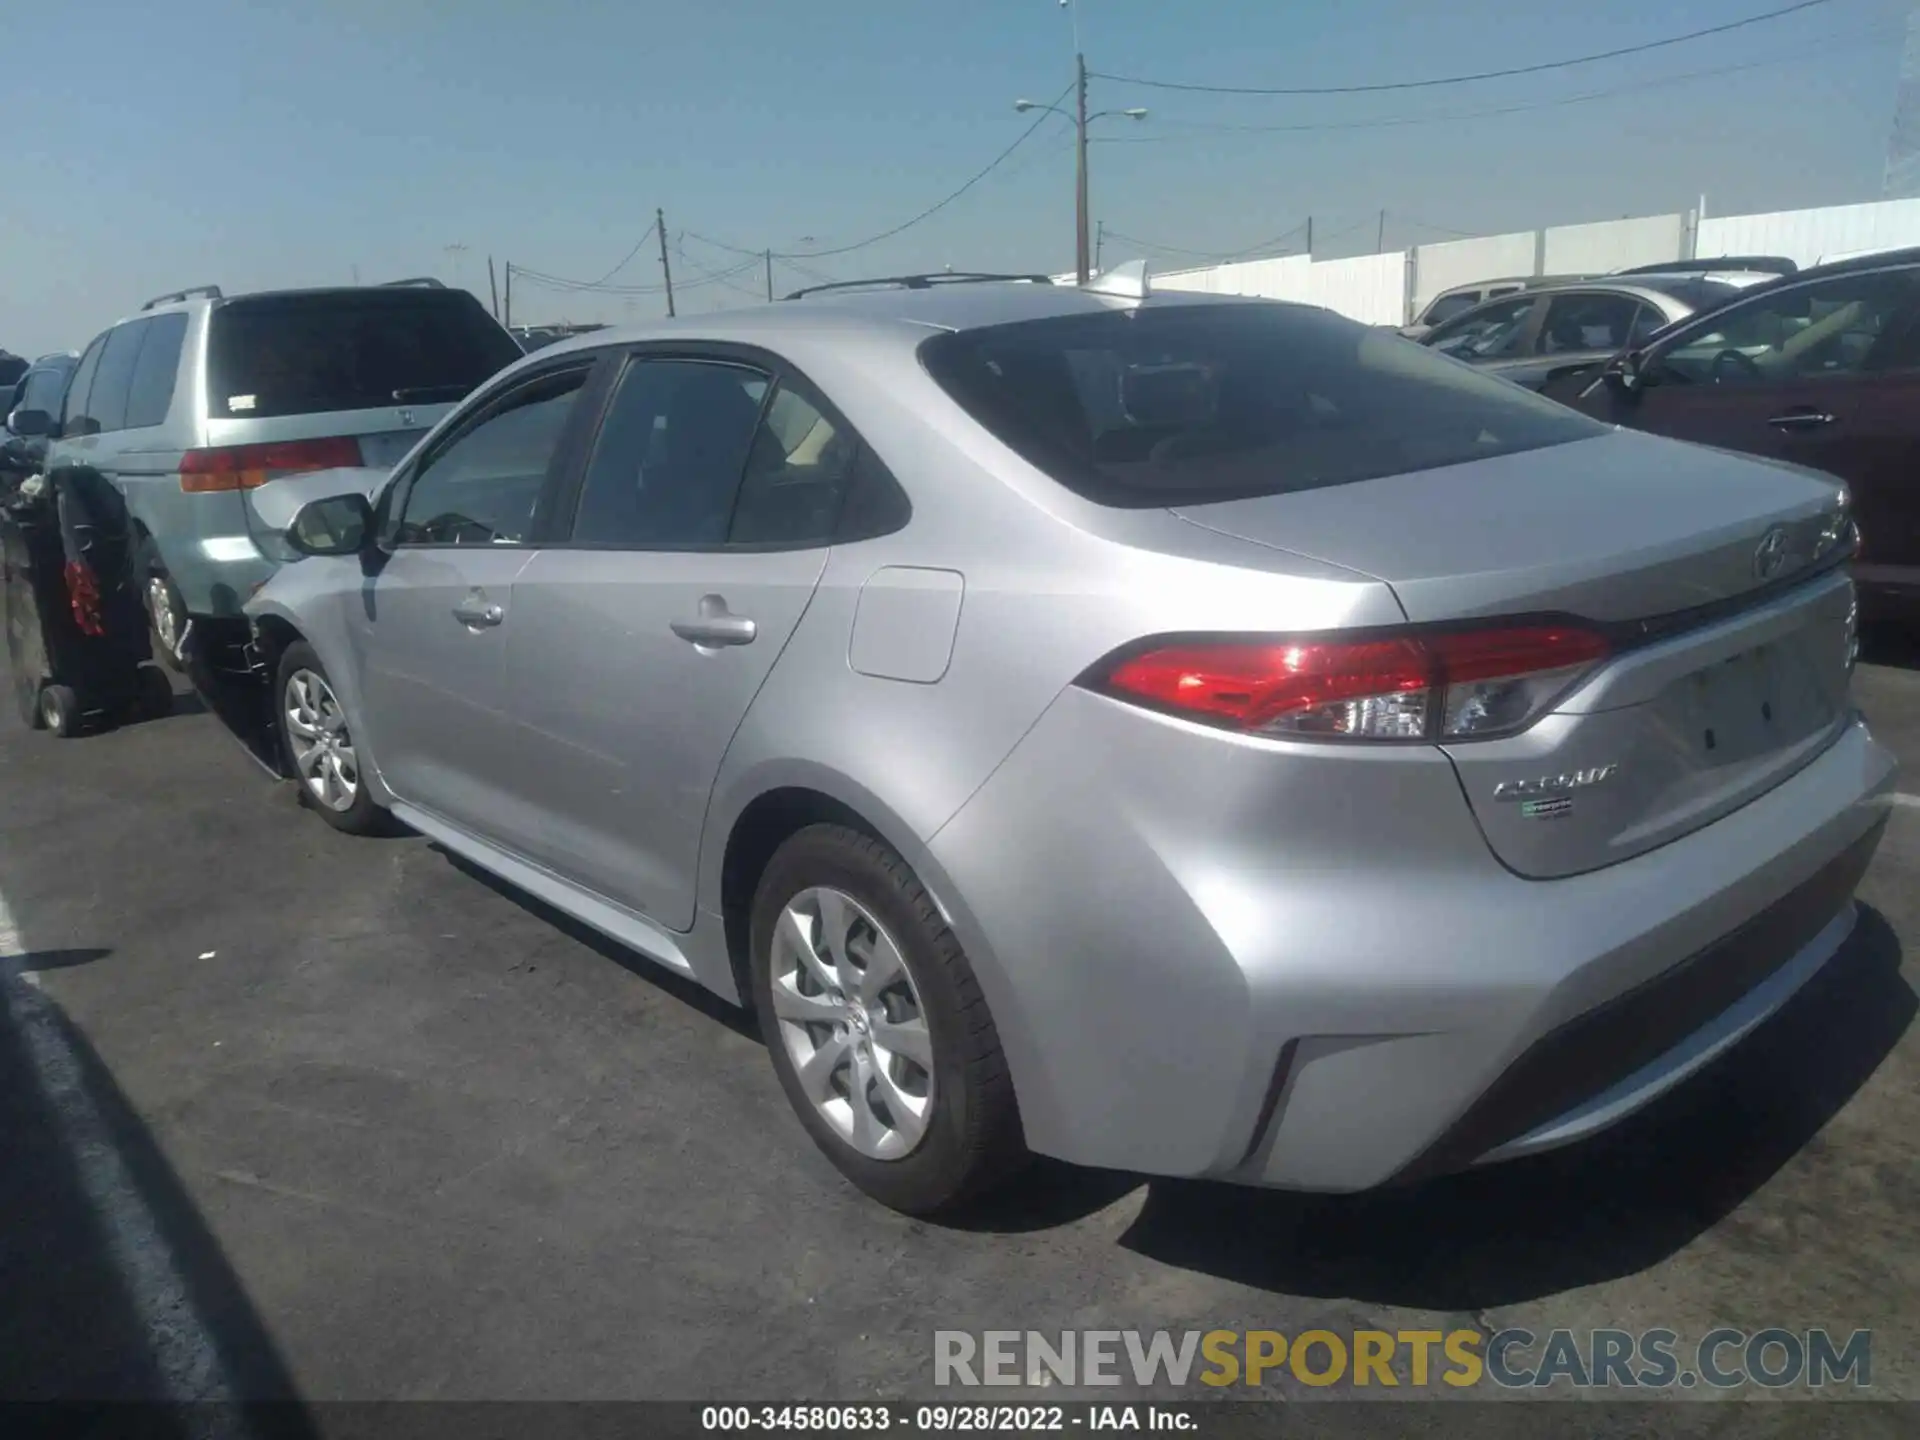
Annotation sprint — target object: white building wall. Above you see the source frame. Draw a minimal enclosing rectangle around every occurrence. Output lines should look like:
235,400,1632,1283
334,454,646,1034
1410,232,1537,312
1698,198,1920,266
1542,214,1685,275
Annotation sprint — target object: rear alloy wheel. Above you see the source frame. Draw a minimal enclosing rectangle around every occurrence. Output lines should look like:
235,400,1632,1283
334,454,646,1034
275,640,386,835
751,825,1026,1214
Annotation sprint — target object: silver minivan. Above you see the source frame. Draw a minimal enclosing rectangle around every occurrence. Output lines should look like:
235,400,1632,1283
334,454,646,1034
16,280,521,669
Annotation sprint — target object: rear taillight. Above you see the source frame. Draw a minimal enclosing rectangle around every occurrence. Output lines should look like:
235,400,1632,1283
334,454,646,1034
1091,625,1609,742
180,436,363,493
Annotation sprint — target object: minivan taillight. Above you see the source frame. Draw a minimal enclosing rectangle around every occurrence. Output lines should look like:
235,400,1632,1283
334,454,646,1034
1090,626,1609,741
180,436,363,493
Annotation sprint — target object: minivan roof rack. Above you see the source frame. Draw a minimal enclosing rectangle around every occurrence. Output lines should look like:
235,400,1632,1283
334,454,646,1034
141,285,223,311
783,273,1054,300
379,276,446,288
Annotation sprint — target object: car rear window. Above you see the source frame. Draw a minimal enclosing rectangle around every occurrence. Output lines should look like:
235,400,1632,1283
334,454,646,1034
206,291,524,420
919,302,1606,508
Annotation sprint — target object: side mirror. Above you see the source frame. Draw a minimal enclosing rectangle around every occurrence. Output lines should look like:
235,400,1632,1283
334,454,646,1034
8,408,53,438
1601,351,1644,397
287,492,374,557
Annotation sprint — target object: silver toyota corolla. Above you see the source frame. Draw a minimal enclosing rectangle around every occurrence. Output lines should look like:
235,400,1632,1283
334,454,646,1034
244,270,1898,1215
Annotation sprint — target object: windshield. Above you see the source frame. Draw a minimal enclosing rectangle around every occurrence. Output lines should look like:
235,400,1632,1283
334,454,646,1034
920,301,1605,508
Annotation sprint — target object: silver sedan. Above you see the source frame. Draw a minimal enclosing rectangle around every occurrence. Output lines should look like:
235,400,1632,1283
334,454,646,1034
245,272,1896,1213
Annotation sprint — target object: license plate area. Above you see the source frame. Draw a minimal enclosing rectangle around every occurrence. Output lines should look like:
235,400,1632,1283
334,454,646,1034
1685,638,1832,767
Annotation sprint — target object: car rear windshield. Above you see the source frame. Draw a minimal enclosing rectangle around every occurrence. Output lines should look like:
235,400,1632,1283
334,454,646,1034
206,291,524,420
919,302,1606,508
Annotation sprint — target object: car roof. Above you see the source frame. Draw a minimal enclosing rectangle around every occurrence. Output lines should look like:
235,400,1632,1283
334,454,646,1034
521,278,1284,361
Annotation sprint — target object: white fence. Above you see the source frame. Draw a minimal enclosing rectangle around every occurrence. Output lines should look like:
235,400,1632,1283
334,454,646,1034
1092,195,1920,326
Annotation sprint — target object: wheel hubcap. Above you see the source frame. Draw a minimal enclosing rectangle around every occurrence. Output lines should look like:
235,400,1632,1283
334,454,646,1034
40,691,60,727
770,886,935,1161
148,578,180,657
285,669,359,812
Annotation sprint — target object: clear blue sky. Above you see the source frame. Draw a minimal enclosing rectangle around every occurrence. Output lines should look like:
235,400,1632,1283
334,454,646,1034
4,0,1909,354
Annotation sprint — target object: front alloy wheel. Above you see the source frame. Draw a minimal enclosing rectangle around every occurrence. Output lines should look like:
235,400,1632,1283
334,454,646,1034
769,886,936,1160
284,668,359,812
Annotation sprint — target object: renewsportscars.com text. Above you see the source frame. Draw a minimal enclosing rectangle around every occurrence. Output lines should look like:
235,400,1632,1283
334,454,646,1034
934,1327,1872,1390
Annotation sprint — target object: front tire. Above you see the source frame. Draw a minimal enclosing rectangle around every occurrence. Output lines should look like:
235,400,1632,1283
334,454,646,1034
143,564,189,673
274,640,386,835
750,824,1026,1215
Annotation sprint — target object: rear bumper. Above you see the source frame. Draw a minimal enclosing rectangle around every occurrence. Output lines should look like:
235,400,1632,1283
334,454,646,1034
926,691,1898,1191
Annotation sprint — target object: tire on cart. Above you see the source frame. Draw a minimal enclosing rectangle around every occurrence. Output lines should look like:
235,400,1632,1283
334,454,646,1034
40,683,83,738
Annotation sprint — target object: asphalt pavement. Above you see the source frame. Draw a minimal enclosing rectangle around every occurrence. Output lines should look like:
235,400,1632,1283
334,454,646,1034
0,626,1916,1416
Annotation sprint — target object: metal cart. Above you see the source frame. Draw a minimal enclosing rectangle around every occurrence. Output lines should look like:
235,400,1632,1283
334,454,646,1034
2,466,172,735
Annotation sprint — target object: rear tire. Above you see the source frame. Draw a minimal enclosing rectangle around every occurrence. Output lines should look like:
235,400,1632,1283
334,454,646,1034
40,684,82,738
274,640,387,836
750,824,1027,1215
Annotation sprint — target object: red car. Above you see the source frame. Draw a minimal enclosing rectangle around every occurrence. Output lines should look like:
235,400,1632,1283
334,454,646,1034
1544,248,1920,621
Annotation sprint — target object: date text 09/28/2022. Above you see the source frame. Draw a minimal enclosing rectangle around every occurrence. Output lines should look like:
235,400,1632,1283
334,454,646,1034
701,1405,1192,1431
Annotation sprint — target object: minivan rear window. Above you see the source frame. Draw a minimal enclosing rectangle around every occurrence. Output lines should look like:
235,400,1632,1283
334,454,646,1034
205,291,524,420
919,302,1606,508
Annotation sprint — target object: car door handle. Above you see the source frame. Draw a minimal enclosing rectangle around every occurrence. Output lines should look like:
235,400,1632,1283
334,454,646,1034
1767,409,1836,431
452,598,504,628
671,596,757,648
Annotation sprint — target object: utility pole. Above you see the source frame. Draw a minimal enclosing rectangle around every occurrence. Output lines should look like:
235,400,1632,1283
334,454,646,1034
1075,51,1091,284
1095,219,1105,273
1376,210,1386,254
351,263,360,285
1305,216,1313,258
503,264,513,329
487,256,500,319
656,208,676,317
765,249,774,302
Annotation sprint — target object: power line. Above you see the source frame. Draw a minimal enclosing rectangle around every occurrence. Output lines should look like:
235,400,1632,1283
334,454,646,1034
1093,27,1889,145
672,239,767,299
766,79,1075,260
1089,0,1828,96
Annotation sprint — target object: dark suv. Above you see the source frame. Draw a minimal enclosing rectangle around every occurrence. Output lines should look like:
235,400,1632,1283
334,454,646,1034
1544,249,1920,619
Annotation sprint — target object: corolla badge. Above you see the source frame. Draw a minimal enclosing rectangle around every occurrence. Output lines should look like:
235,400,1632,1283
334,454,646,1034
1753,525,1792,580
1492,764,1620,802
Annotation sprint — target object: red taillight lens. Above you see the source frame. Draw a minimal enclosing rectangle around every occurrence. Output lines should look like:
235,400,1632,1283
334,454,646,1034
1094,625,1609,742
180,436,363,493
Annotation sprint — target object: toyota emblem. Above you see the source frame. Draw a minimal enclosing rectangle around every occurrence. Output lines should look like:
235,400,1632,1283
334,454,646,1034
1753,525,1792,580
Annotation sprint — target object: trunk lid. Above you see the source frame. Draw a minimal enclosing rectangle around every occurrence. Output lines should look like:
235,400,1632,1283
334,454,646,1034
1170,428,1849,623
1173,428,1858,877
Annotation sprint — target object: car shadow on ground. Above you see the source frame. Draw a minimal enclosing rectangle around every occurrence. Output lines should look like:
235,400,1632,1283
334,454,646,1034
1106,906,1912,1310
0,945,317,1431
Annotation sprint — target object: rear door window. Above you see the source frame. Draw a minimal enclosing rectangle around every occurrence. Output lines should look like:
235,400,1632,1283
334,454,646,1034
123,312,189,429
1539,292,1642,353
206,291,523,420
921,302,1605,508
